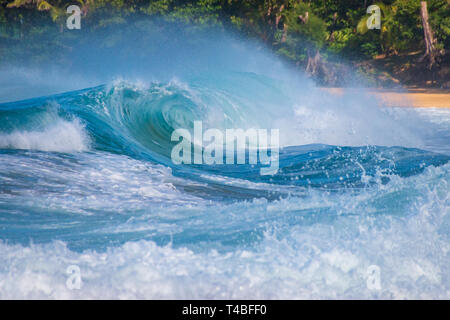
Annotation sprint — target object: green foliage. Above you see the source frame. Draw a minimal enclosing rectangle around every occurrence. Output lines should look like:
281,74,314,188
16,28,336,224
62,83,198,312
284,2,328,48
0,0,449,69
428,0,450,49
356,0,449,56
361,42,379,58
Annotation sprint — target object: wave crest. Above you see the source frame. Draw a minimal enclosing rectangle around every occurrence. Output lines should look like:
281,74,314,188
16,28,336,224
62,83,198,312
0,118,90,153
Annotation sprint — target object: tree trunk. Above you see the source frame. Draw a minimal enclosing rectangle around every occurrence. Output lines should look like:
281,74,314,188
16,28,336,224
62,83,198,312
329,12,337,42
419,1,437,68
298,12,309,24
275,4,284,28
306,49,321,76
281,23,288,43
264,1,276,44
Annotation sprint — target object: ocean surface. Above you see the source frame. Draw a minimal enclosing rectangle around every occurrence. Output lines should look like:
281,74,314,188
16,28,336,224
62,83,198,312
0,72,448,299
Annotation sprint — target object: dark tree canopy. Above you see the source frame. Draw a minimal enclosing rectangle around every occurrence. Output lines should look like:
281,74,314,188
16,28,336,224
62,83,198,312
1,0,449,86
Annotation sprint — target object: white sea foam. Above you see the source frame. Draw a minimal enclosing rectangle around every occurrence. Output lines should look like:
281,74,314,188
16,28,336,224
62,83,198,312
0,163,447,299
276,90,426,148
0,118,90,152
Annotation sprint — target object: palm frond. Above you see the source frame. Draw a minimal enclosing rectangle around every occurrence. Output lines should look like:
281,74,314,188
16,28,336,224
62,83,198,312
7,0,33,8
357,16,369,34
37,0,53,11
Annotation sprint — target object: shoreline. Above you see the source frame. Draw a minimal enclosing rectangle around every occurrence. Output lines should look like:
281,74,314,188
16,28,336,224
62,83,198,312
322,88,450,108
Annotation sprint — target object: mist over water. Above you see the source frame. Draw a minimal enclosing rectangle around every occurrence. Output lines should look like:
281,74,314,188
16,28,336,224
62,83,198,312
0,19,449,299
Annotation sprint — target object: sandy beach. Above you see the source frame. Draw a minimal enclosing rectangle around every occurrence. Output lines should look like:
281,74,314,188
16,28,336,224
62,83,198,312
323,88,450,108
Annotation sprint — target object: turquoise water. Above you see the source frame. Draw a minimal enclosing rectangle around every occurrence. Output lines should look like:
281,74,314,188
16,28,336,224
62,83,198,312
0,72,449,299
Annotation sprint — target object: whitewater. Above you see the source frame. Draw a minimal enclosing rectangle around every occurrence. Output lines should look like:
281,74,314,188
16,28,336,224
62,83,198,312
0,28,449,299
